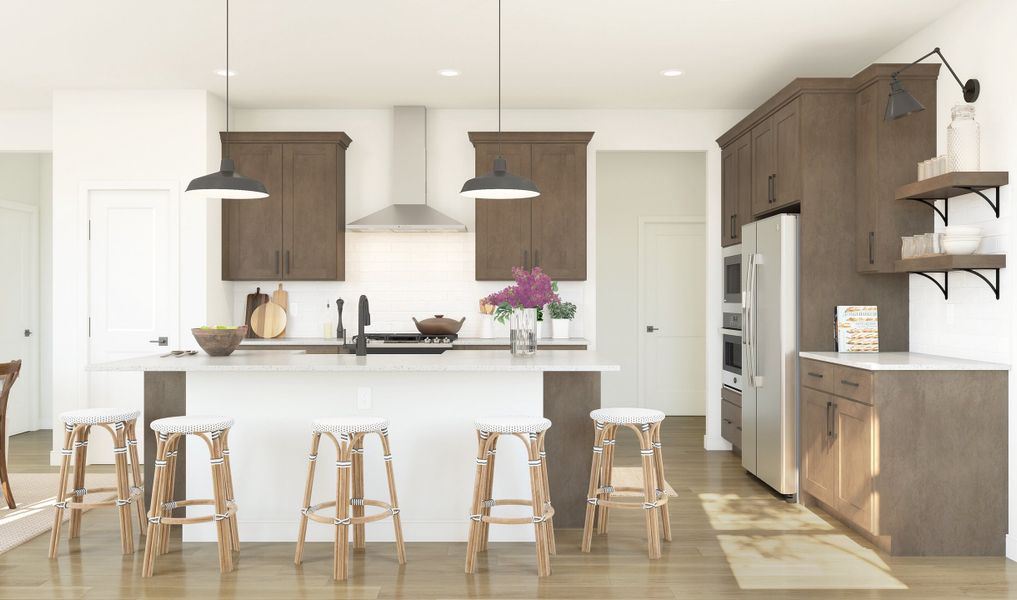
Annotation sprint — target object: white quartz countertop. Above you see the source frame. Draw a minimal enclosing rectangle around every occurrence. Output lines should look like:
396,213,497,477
87,350,619,373
239,337,589,347
800,351,1009,371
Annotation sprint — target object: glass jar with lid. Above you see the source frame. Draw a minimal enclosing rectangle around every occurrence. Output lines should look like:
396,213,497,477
947,103,980,171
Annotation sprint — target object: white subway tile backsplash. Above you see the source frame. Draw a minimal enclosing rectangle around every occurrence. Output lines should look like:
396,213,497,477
232,232,588,339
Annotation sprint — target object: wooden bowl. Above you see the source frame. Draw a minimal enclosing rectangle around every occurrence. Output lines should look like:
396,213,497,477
191,326,248,356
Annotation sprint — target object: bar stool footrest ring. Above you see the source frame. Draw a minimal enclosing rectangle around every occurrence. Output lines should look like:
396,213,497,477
470,498,555,525
302,498,399,526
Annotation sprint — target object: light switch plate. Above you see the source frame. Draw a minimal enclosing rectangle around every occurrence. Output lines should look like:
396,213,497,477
357,387,372,410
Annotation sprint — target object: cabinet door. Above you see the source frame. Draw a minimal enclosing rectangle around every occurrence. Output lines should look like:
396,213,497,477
751,118,774,216
801,387,837,506
222,143,284,280
772,99,802,210
721,144,738,246
474,143,532,280
835,398,874,533
282,143,340,280
530,143,587,280
735,134,752,241
855,83,879,272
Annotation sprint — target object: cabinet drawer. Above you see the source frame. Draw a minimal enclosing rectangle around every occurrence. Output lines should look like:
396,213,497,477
721,399,741,448
834,367,873,405
801,359,834,393
721,386,742,408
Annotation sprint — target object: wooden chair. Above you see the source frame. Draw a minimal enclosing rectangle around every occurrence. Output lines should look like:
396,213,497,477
0,360,22,509
581,407,672,559
294,416,406,581
465,416,555,577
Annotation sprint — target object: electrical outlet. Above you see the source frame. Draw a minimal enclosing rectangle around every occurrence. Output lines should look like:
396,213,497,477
357,387,372,410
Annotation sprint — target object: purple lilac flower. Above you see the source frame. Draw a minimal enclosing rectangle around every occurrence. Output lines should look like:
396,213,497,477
485,267,560,309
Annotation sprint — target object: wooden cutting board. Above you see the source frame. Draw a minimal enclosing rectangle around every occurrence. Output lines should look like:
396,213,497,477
250,302,287,339
244,287,270,338
271,284,289,336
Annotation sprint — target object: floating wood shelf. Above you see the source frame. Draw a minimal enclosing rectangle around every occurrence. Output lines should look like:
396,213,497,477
895,254,1006,300
895,171,1008,225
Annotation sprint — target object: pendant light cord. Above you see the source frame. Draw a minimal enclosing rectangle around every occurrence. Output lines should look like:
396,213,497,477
224,0,231,161
497,0,502,157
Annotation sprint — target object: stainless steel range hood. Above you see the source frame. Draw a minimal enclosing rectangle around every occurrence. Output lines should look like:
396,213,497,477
347,106,467,232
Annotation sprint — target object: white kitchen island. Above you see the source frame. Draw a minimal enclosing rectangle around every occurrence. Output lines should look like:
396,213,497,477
87,350,619,543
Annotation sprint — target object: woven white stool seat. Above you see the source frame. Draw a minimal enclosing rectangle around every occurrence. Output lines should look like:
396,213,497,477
150,415,235,434
475,416,552,434
312,416,389,434
590,407,665,425
60,408,141,426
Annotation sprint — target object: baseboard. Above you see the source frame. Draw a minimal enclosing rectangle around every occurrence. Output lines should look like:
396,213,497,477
703,433,732,451
1006,534,1017,561
182,519,537,544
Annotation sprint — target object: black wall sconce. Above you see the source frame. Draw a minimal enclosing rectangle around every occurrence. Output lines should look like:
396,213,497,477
885,47,980,121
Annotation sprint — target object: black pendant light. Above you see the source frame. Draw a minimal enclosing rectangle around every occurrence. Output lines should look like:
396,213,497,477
460,0,540,200
187,0,268,199
885,47,980,121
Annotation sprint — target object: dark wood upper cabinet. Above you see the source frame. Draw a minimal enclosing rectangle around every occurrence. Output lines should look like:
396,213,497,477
473,143,532,279
470,132,593,281
721,132,752,247
772,99,802,210
223,143,284,280
750,117,775,216
221,132,351,281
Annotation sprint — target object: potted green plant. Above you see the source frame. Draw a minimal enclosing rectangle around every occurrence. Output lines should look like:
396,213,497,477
548,301,576,339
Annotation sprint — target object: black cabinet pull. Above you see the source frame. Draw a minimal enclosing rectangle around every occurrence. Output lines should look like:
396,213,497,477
840,379,860,387
807,372,824,378
275,251,281,274
868,231,875,265
771,173,777,203
826,401,833,437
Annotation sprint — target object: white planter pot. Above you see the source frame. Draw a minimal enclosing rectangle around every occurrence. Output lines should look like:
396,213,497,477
478,314,495,339
552,318,570,339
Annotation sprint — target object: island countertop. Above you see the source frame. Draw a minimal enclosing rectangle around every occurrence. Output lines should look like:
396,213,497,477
800,351,1009,371
239,336,590,347
87,349,619,373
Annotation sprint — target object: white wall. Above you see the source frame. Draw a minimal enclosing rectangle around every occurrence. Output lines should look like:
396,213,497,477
596,151,707,413
875,0,1017,558
51,90,225,456
235,107,744,448
0,153,52,427
0,110,52,152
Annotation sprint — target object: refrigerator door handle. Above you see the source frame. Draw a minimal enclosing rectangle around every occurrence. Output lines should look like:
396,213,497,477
747,253,764,387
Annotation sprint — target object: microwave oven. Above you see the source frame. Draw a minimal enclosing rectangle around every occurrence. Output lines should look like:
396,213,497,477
723,244,742,307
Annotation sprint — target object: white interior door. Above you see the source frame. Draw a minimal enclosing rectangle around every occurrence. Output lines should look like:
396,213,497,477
0,202,39,435
639,220,706,415
88,189,173,461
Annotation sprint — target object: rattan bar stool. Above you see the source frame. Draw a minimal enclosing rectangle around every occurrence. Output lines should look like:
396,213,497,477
294,416,406,581
581,407,672,559
48,408,146,558
142,415,238,577
465,416,555,577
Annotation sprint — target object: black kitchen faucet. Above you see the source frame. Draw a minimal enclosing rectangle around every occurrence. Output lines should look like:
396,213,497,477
355,295,370,357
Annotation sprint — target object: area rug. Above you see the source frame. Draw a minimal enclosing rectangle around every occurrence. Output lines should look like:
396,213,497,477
0,472,117,554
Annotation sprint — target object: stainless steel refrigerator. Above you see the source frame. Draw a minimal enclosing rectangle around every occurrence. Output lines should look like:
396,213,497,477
741,213,799,497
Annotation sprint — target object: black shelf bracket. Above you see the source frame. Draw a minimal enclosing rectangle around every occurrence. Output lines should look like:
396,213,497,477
903,185,1002,225
909,268,1001,300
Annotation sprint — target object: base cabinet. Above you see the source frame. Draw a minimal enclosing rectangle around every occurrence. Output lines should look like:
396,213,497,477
800,358,1006,556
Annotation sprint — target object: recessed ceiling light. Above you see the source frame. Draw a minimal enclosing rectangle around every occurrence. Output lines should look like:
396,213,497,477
214,68,237,77
660,69,684,77
437,68,461,77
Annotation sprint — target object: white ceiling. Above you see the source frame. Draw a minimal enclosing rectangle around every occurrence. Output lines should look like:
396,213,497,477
2,0,964,110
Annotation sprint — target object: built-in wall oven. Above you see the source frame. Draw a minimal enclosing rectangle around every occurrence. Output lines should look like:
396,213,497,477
722,311,742,392
723,244,742,311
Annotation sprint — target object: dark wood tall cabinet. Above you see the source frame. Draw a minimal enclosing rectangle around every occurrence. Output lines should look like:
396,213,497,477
221,132,351,281
469,132,593,281
721,133,751,247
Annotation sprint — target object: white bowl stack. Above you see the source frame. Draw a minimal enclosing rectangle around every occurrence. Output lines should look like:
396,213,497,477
941,226,982,255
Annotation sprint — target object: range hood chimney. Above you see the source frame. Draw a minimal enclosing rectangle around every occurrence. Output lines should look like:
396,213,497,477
347,106,467,232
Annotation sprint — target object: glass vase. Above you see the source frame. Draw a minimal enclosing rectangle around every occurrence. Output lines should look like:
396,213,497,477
509,308,538,356
947,103,980,172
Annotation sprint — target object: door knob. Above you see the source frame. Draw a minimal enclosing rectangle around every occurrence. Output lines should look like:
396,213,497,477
646,326,659,332
149,337,169,346
24,329,32,337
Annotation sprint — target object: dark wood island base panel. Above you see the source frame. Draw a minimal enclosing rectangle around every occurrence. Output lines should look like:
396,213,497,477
801,358,1007,556
142,370,603,530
